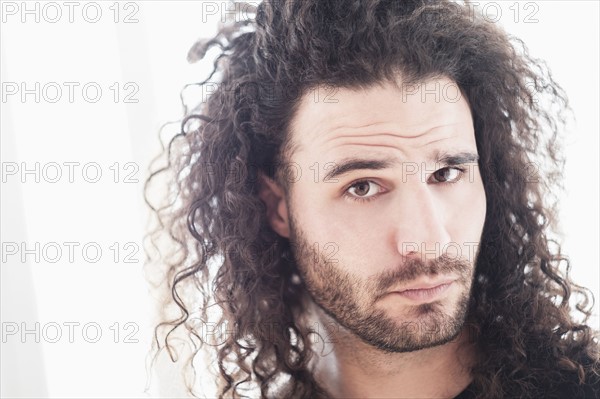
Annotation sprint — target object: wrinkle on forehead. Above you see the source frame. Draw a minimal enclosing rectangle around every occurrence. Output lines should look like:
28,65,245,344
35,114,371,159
288,77,474,159
322,122,466,144
320,127,473,161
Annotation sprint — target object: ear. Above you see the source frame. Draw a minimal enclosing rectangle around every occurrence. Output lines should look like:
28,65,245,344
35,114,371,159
258,172,290,238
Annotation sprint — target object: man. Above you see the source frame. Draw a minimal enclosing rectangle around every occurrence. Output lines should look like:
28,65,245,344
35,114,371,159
146,0,599,398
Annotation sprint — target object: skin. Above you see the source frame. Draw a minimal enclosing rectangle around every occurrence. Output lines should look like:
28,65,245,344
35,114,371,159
259,75,487,398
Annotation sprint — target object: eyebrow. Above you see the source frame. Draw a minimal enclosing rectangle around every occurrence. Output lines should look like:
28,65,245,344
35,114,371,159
323,151,479,182
437,151,480,166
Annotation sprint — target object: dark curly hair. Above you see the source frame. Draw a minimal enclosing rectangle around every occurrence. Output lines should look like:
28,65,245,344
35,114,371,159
144,1,599,397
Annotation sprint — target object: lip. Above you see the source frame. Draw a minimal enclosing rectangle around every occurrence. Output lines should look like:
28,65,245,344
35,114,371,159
383,278,456,303
394,277,456,293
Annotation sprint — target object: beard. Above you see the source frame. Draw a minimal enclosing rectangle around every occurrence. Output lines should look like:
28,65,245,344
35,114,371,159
287,212,475,354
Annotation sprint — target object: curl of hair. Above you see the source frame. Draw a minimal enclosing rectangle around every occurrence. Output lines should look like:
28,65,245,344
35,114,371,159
145,1,599,397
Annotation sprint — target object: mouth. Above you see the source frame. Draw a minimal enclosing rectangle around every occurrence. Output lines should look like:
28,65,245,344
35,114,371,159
396,277,456,293
382,277,457,303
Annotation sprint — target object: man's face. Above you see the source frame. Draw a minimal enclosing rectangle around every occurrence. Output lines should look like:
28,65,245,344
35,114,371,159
282,76,486,353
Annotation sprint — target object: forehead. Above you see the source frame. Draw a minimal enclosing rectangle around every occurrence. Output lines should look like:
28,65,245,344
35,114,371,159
288,77,475,162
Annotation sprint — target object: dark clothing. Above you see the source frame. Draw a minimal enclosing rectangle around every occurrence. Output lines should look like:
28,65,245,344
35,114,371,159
453,362,600,398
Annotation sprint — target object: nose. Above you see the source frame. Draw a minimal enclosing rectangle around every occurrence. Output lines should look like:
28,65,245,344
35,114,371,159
392,181,453,261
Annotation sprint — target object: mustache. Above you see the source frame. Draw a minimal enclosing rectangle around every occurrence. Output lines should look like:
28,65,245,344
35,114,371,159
370,253,472,293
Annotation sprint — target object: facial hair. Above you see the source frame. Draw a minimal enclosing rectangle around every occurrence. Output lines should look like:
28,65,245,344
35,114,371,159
287,212,475,354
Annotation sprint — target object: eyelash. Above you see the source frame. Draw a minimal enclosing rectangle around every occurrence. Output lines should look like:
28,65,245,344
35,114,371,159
343,166,467,204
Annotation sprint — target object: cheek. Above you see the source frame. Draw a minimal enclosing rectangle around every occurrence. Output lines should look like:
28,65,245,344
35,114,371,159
291,180,354,238
291,194,391,278
470,171,487,231
289,184,349,249
446,173,487,247
312,210,395,278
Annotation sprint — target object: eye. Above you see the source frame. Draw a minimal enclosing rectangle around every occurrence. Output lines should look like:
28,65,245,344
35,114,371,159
429,167,465,184
344,180,383,203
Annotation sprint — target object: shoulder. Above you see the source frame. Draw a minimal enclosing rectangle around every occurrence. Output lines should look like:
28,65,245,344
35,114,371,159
554,375,599,399
552,353,600,399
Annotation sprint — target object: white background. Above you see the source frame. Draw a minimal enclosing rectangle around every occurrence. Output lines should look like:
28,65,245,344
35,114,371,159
1,1,598,397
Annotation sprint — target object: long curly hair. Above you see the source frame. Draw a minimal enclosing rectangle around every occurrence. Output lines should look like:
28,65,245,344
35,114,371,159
144,1,599,397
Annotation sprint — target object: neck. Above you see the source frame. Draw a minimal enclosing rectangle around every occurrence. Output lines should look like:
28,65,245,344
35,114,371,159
305,304,477,399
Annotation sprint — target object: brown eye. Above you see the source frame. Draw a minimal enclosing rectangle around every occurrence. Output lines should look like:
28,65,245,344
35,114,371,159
352,181,371,196
430,167,464,183
347,180,381,199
